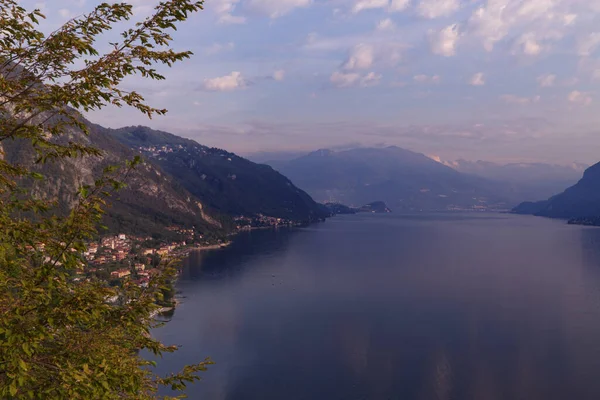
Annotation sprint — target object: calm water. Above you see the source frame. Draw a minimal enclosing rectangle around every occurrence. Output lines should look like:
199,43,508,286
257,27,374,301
153,213,600,400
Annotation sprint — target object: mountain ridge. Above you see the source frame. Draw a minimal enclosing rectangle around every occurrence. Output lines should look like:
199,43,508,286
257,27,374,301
513,161,600,220
106,125,329,223
268,146,513,211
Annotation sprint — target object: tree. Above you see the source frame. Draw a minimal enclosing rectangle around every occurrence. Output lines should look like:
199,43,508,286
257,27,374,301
0,1,212,398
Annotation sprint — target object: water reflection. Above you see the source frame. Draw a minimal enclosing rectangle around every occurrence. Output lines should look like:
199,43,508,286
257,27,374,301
154,214,600,400
180,227,299,281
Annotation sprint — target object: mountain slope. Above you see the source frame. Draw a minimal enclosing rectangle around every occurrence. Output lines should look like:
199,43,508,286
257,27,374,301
268,147,512,211
513,162,600,219
107,126,328,222
2,120,224,239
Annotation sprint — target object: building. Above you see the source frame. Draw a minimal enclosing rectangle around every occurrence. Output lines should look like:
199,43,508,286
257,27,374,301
111,269,131,279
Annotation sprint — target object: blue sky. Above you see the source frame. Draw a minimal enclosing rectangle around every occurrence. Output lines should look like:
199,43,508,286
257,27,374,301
20,0,600,164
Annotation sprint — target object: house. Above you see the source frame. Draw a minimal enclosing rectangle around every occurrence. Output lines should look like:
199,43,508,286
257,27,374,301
111,269,131,279
134,263,146,271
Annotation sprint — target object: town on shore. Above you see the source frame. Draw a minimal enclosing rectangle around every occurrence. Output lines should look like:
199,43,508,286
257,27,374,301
80,214,306,291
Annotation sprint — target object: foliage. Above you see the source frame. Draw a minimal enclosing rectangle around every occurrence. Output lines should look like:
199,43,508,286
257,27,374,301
0,1,213,398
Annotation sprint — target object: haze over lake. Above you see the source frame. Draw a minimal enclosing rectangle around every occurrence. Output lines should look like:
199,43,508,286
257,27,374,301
154,213,600,400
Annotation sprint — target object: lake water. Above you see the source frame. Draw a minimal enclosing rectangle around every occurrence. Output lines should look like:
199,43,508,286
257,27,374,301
153,213,600,400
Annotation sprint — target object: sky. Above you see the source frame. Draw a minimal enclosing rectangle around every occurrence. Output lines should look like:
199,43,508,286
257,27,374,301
18,0,600,164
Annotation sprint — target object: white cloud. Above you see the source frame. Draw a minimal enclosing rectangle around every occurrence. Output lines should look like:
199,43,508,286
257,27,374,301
568,90,592,105
577,33,600,57
219,14,247,24
513,33,543,56
389,0,410,12
429,24,460,57
331,71,361,87
417,0,459,19
248,0,312,18
273,70,285,81
467,0,572,53
203,72,247,91
343,44,375,70
537,74,556,87
330,71,381,88
563,14,577,26
376,18,396,31
500,94,541,104
206,42,235,55
353,0,388,13
212,0,246,24
414,74,441,84
361,72,382,87
58,8,74,19
469,72,485,86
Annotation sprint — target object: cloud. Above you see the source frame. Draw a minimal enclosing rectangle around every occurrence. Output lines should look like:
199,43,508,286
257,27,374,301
273,70,285,81
413,74,441,84
537,74,556,87
343,44,376,70
577,33,600,57
333,41,405,73
467,0,574,53
417,0,459,19
469,72,485,86
203,72,247,91
511,31,563,56
568,90,592,106
513,33,542,56
361,72,382,87
211,0,246,24
500,94,541,104
247,0,312,18
429,24,460,57
330,71,361,87
330,71,381,88
352,0,388,13
376,18,395,31
58,8,75,19
205,42,235,55
389,0,410,12
351,0,410,14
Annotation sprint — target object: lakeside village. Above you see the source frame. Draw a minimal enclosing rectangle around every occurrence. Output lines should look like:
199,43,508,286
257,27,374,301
81,214,301,291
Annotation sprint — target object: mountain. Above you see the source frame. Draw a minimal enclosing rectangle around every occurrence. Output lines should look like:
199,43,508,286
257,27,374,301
268,146,512,211
107,126,328,223
439,159,587,202
2,121,225,240
513,162,600,219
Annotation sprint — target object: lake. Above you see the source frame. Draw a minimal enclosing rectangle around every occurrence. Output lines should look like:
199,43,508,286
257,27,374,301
152,213,600,400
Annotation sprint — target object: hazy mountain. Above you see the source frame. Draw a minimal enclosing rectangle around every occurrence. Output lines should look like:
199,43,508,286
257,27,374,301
268,147,513,211
244,150,308,164
437,158,587,201
513,162,600,219
108,126,328,223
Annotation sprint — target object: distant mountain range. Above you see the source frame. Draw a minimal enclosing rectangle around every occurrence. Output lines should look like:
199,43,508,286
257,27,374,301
267,147,514,211
435,158,587,202
513,162,600,221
